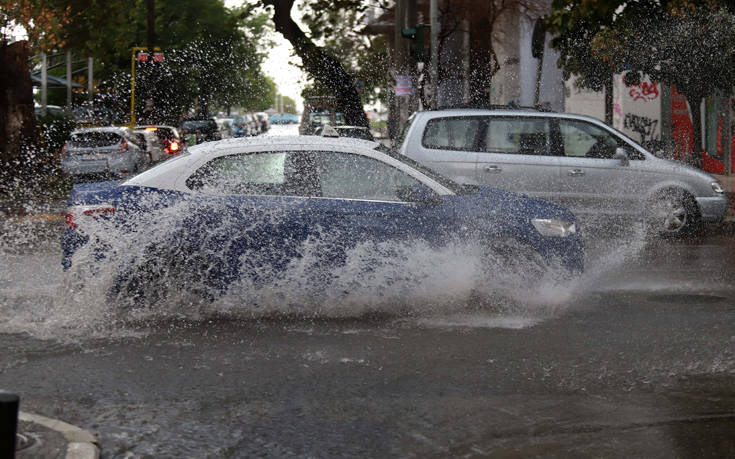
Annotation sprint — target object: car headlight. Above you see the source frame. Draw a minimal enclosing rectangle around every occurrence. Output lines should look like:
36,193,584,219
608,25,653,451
531,218,577,237
711,181,725,194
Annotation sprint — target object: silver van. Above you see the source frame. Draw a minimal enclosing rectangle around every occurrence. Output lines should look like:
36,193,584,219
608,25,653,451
61,127,149,181
399,108,729,235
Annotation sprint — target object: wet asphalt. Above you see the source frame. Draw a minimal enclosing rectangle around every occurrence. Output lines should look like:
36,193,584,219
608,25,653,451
1,216,735,457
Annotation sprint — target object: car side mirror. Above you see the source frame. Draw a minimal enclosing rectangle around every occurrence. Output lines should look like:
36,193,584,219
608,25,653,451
396,184,441,207
613,147,630,166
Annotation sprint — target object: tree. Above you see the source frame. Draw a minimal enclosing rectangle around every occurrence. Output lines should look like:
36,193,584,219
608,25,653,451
547,1,735,163
260,0,368,127
1,0,72,192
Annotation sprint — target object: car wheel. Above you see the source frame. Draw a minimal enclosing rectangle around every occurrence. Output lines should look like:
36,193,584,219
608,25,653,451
649,189,700,237
111,249,217,308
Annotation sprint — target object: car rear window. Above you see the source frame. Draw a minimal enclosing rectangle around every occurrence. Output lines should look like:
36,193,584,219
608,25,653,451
422,117,483,151
182,120,216,132
69,132,121,147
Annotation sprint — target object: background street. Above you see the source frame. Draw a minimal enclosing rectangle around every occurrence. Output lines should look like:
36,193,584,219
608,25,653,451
1,212,734,457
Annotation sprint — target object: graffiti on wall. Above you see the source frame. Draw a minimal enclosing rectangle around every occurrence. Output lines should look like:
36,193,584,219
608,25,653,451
623,113,659,143
623,75,660,102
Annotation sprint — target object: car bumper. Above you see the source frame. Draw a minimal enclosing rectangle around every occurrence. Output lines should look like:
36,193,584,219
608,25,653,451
696,195,729,222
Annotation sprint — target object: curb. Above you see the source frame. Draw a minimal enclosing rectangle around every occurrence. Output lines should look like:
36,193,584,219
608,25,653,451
18,411,99,459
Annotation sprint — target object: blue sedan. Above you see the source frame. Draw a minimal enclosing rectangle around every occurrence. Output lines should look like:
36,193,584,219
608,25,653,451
62,136,583,305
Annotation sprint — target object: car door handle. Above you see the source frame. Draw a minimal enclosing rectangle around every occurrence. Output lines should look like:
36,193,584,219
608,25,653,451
568,169,585,176
484,165,502,173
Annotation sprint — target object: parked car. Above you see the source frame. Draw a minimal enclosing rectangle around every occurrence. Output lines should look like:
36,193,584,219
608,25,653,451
232,114,258,137
314,125,375,141
61,127,149,181
62,136,583,305
180,118,221,145
270,113,299,124
399,107,729,236
255,112,270,133
214,118,235,139
133,128,165,162
136,125,184,158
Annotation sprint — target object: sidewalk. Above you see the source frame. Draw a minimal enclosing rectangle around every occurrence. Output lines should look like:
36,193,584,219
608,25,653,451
15,412,99,459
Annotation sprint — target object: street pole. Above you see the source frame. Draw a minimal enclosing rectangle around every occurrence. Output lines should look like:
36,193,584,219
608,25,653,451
430,0,438,109
66,50,72,114
147,0,156,52
41,52,47,116
130,49,137,128
88,57,93,102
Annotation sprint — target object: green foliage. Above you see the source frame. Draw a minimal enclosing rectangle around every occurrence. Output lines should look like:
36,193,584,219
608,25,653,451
47,0,274,122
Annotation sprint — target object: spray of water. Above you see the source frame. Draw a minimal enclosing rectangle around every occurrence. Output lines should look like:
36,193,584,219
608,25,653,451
0,197,658,341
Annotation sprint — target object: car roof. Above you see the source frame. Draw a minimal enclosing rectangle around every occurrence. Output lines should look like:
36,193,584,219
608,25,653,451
70,126,130,135
134,125,177,129
190,135,379,154
415,108,607,124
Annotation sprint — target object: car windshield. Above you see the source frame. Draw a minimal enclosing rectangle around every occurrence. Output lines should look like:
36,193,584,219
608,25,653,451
376,145,473,195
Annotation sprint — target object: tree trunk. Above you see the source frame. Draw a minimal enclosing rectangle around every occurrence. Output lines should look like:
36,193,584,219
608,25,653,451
262,0,368,128
685,92,703,168
0,40,39,192
604,75,613,126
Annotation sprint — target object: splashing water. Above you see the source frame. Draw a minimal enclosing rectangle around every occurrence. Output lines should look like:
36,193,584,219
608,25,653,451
0,200,654,341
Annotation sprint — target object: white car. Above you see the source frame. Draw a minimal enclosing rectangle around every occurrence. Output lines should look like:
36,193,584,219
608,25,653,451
61,127,149,181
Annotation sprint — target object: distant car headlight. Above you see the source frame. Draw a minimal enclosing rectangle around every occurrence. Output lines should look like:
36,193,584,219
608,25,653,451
711,181,725,194
531,218,577,237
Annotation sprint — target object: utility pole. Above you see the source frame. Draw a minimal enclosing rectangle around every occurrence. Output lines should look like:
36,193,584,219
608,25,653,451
41,52,47,116
66,50,72,114
88,57,93,102
430,0,438,109
147,0,156,52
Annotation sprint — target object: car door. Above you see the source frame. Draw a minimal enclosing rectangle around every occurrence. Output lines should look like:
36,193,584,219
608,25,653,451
555,118,647,216
408,116,482,185
183,150,316,282
475,116,560,202
303,150,448,262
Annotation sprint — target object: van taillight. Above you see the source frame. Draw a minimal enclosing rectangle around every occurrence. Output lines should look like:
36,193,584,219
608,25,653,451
65,204,116,229
118,138,129,154
61,141,69,156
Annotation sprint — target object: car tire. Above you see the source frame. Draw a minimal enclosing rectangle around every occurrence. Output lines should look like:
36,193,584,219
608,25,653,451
648,188,700,237
111,248,217,308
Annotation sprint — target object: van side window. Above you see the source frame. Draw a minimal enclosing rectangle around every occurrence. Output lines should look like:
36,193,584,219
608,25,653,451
485,117,551,155
422,117,483,151
559,119,632,159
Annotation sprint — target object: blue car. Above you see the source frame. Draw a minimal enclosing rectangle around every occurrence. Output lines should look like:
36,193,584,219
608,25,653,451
62,136,583,305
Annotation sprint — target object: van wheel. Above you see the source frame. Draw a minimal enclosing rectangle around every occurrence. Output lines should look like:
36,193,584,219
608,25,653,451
649,189,700,237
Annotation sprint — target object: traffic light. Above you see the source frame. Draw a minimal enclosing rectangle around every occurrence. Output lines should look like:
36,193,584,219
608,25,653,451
401,24,427,61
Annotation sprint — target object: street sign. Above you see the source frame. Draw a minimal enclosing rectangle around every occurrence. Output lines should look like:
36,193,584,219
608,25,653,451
153,52,164,63
395,75,414,96
137,52,150,63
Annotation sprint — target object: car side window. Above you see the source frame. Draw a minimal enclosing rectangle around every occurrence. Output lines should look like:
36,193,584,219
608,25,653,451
559,119,626,159
314,152,421,201
186,151,319,196
422,117,483,151
485,117,551,155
